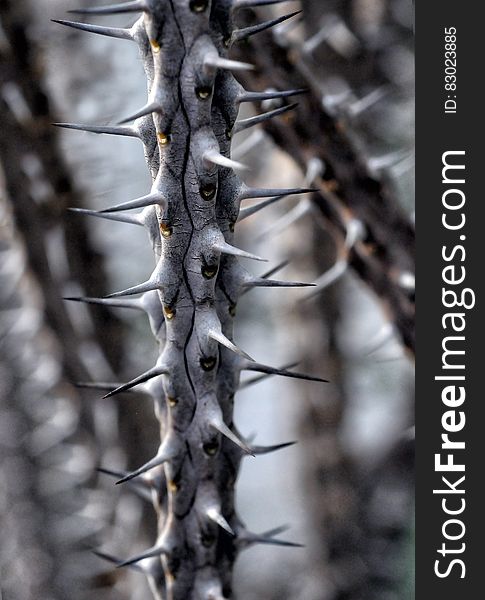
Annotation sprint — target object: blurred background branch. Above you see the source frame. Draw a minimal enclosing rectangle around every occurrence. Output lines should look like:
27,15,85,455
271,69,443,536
0,0,124,373
233,0,414,354
1,2,157,598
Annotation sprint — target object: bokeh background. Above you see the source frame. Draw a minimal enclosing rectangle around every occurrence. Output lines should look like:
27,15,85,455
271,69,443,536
0,1,414,598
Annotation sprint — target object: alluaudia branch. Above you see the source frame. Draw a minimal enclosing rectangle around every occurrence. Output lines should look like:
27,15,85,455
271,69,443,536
54,1,325,598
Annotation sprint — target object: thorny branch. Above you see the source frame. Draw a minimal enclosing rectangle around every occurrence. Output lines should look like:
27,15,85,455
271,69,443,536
234,8,415,355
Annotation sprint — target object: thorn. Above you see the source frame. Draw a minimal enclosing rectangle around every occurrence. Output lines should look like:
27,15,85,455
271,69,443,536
68,1,146,16
211,419,254,455
362,323,396,357
301,16,354,56
99,192,164,213
239,361,299,389
105,279,160,298
260,259,291,279
256,198,312,241
231,130,265,161
206,508,235,535
304,157,325,184
118,102,162,124
214,240,267,262
239,524,304,548
232,11,302,43
240,186,317,200
234,0,299,9
116,453,170,485
102,365,168,399
254,536,304,548
250,440,297,455
64,295,142,310
117,544,166,568
208,329,254,361
238,88,308,104
244,278,315,289
51,19,132,40
116,434,178,484
93,550,145,572
302,260,348,300
203,150,248,171
97,466,128,480
53,122,138,137
68,207,143,225
97,468,153,501
367,149,414,175
347,86,389,118
342,219,365,249
75,381,129,392
92,549,123,565
240,528,304,548
204,55,255,73
243,361,328,383
238,195,288,221
98,465,152,486
320,88,353,114
232,103,297,136
258,525,291,537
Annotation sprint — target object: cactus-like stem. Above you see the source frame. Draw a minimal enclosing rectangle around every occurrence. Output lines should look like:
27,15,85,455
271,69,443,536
55,1,323,598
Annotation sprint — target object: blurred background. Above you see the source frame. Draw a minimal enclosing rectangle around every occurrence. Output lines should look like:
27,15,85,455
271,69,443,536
0,0,414,599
